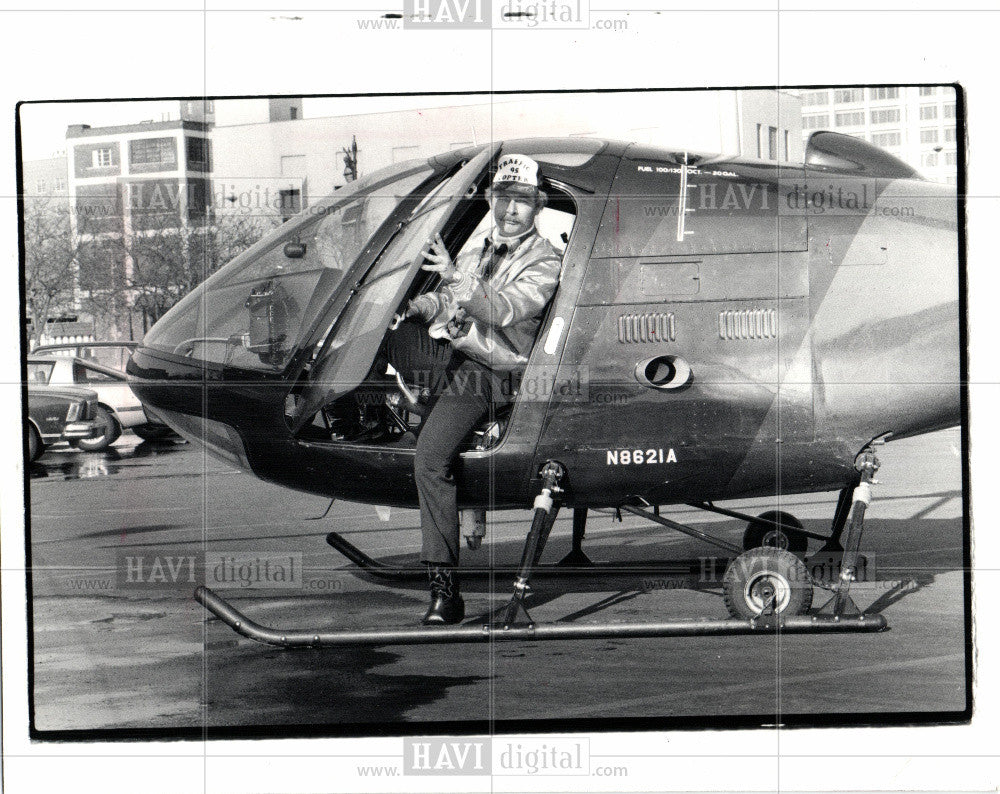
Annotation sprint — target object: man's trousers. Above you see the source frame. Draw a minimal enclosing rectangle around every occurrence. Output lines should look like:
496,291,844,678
386,321,513,566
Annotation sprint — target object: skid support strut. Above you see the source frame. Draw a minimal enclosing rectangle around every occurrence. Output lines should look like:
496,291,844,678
818,446,880,616
499,461,565,628
817,486,855,554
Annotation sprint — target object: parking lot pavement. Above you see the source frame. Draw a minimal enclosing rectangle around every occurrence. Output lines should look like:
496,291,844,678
25,427,967,733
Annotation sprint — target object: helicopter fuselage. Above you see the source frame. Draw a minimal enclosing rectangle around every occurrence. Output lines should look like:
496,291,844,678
127,134,960,510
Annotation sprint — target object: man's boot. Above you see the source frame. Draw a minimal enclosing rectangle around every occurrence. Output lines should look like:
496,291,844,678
422,565,465,625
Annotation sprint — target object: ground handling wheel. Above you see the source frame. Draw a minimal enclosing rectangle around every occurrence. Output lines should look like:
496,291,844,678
742,510,808,555
723,547,813,620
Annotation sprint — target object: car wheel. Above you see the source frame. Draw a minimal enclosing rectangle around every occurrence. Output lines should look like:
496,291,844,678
133,423,173,441
75,406,121,452
27,425,43,462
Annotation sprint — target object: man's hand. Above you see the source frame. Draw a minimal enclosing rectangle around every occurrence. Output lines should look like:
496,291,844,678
396,293,439,327
404,299,424,318
420,233,459,283
390,298,426,330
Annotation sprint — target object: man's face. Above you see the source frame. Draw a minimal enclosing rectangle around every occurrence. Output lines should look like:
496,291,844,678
490,184,541,238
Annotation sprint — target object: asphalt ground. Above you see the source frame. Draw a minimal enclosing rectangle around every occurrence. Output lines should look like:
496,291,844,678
24,427,967,735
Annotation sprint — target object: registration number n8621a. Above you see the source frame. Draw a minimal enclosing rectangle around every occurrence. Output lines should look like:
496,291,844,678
606,448,677,465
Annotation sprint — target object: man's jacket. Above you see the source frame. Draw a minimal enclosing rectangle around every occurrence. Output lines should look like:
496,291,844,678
409,229,562,370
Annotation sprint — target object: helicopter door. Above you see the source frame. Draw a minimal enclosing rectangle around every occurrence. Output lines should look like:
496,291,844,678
289,145,500,432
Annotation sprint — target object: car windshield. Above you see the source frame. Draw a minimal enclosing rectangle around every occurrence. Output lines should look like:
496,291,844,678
27,361,53,384
140,161,435,371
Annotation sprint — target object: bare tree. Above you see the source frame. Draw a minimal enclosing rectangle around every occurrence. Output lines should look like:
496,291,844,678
84,209,283,335
23,196,79,348
37,190,283,341
213,210,282,267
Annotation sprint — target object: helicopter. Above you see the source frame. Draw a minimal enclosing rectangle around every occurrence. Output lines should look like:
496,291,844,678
125,132,961,647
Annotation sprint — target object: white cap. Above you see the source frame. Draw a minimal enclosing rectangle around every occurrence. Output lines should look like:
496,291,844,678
492,154,541,191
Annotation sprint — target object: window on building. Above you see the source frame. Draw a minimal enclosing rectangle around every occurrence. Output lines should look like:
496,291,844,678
920,129,939,144
187,178,211,224
944,103,957,119
919,105,938,121
186,136,211,170
834,88,864,103
128,179,181,231
870,108,901,125
871,131,901,147
280,155,306,178
835,111,865,126
945,151,958,165
869,87,900,101
278,188,301,222
767,126,778,160
289,106,299,120
75,184,123,235
92,148,114,168
54,177,66,191
944,127,957,142
206,100,215,113
800,90,829,106
919,86,938,97
802,114,829,129
129,138,177,168
922,152,938,167
755,124,763,158
391,145,420,163
36,180,46,192
783,129,790,161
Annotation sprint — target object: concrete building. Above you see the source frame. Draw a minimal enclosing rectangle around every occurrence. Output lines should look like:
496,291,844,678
64,112,213,338
210,90,804,218
796,86,959,184
67,117,214,240
22,155,69,200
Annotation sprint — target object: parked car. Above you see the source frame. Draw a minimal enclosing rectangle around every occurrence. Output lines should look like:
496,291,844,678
26,355,172,450
26,385,102,461
32,341,138,373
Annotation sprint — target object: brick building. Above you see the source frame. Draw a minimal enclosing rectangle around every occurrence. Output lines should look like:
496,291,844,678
65,106,214,338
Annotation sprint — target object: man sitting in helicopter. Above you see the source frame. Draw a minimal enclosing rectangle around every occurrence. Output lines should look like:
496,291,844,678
386,154,563,625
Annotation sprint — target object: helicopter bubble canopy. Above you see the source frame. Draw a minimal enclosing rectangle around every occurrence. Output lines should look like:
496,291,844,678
138,158,454,372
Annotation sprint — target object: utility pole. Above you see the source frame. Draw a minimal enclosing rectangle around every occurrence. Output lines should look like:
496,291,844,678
342,135,358,183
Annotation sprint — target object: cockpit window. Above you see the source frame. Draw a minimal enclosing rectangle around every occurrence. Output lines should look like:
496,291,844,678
314,179,457,366
140,162,434,370
287,145,500,428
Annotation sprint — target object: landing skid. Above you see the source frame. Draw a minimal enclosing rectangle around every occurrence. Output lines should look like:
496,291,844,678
195,586,886,648
196,451,890,648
